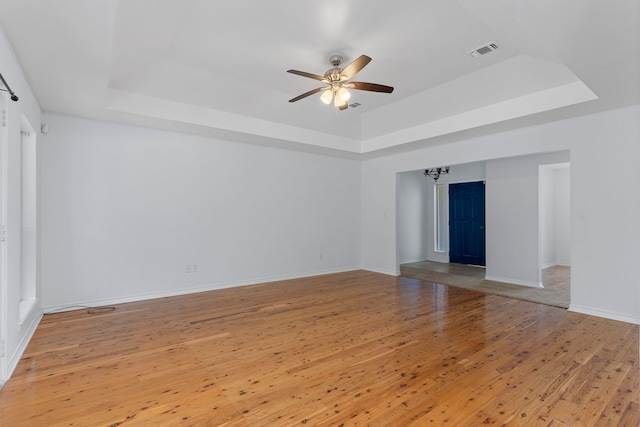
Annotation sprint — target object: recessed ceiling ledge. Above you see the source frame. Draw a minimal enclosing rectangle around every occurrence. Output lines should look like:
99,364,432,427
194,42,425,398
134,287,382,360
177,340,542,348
360,80,598,153
107,89,362,153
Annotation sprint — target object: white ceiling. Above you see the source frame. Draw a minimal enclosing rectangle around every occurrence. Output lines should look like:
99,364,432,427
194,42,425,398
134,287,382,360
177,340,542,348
0,0,638,154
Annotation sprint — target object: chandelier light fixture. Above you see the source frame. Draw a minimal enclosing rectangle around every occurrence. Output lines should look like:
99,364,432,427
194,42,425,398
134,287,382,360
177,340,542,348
424,167,450,181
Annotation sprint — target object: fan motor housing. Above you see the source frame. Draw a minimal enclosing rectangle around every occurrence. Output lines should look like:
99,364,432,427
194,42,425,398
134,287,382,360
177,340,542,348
324,67,343,82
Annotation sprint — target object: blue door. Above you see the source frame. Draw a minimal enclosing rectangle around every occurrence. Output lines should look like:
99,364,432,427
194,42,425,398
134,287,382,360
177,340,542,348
449,181,485,266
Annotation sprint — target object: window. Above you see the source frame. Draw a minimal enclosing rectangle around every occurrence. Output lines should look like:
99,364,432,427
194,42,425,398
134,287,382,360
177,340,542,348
434,183,447,252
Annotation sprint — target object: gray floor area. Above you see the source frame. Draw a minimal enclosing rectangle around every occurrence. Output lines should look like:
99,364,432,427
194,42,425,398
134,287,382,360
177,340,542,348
400,260,570,309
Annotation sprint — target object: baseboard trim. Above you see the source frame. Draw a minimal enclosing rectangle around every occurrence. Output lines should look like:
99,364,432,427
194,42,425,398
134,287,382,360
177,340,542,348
542,263,571,269
398,258,428,265
569,304,640,325
484,275,541,288
4,310,43,385
362,266,400,277
42,266,362,314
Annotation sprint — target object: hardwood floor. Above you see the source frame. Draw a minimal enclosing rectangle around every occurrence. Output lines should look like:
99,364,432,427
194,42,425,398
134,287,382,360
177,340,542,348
541,265,571,292
1,271,637,426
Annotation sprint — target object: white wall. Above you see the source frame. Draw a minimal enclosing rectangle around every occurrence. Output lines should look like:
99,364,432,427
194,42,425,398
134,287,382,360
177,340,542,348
0,26,43,384
569,108,639,323
485,152,569,286
362,105,640,324
40,114,362,310
397,170,429,264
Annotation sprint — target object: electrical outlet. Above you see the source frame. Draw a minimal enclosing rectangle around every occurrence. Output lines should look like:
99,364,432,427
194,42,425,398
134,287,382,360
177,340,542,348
319,252,323,260
193,264,198,272
185,264,193,273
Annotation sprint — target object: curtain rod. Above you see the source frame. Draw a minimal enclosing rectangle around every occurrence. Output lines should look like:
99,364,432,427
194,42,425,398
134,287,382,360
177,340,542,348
0,71,19,102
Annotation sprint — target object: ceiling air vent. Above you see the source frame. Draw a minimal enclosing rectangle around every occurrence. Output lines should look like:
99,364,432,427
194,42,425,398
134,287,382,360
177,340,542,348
349,102,361,108
468,41,500,58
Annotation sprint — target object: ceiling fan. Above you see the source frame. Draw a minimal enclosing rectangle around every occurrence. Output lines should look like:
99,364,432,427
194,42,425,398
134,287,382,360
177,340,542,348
287,54,394,111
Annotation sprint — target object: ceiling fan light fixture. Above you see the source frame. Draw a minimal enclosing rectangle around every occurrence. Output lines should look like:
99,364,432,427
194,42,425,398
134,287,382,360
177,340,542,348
320,89,333,104
287,54,394,110
337,87,351,102
333,95,347,108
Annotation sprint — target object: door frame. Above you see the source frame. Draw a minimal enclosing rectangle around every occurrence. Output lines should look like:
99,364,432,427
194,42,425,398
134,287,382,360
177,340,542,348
0,91,8,383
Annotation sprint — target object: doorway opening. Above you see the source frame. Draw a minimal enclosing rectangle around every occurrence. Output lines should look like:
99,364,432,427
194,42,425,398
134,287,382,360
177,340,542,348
19,114,37,323
397,153,571,306
0,91,7,382
538,163,571,295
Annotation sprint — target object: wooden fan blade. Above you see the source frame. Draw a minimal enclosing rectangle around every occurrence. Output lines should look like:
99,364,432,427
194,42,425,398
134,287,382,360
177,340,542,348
288,87,327,103
338,103,348,111
287,69,328,82
348,81,394,93
340,55,372,80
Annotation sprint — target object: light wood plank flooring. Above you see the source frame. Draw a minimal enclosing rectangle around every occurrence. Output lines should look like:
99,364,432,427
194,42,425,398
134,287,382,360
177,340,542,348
1,270,637,426
541,265,571,292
